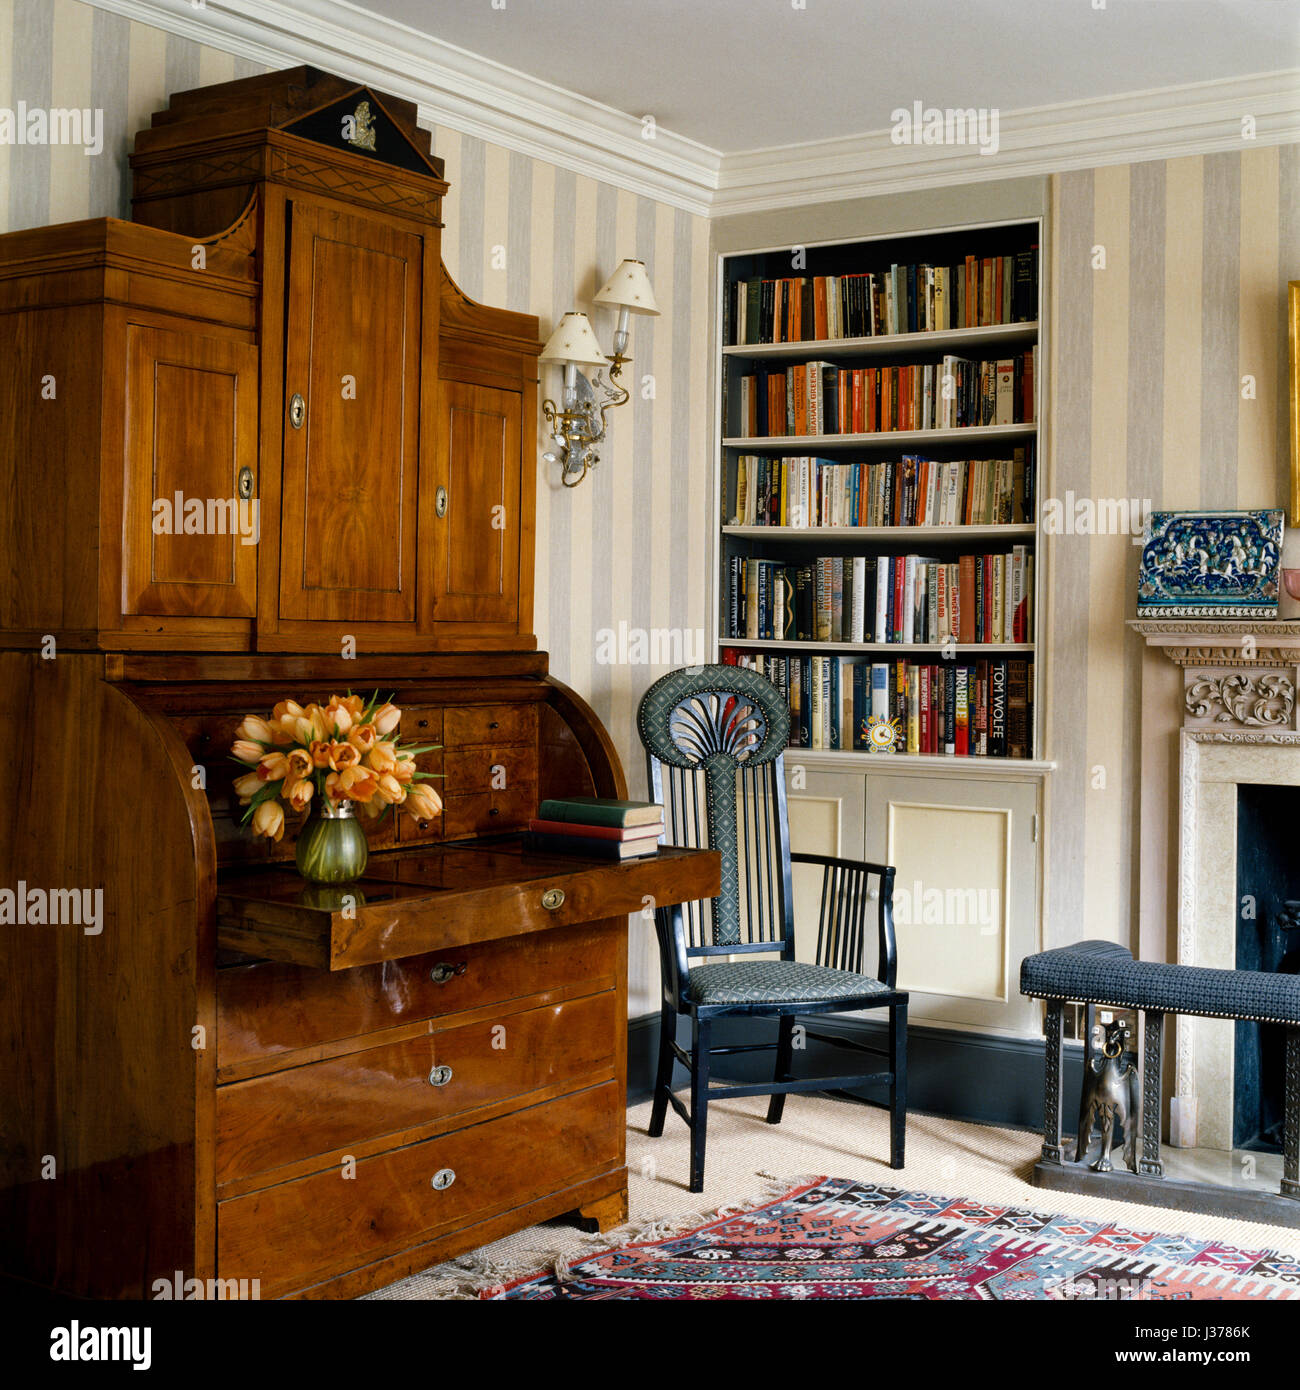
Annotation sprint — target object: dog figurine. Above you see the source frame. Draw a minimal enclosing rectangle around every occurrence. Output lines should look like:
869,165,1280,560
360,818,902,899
1076,1018,1140,1173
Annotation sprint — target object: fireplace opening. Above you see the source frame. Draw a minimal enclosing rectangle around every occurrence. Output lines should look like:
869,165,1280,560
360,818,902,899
1233,782,1300,1153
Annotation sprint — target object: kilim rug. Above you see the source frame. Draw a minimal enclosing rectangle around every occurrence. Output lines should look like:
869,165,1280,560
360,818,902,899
484,1177,1300,1300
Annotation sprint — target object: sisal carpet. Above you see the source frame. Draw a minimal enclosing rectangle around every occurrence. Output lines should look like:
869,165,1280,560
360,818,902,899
367,1093,1300,1299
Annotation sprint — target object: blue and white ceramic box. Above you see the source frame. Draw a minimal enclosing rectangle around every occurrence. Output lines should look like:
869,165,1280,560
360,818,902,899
1137,509,1285,619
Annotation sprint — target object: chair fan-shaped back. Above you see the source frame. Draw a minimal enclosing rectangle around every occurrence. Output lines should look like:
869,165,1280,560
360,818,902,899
638,666,792,951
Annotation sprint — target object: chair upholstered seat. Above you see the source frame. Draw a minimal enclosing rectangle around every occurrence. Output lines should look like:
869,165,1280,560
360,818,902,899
688,960,890,1006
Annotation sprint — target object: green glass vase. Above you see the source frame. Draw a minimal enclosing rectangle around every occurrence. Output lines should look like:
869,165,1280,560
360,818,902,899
295,799,368,884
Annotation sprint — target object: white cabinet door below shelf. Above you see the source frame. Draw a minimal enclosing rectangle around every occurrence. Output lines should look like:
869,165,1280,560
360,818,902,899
864,771,1041,1036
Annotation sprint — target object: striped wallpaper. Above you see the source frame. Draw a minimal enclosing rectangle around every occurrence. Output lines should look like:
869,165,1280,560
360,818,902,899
1047,149,1300,966
4,0,1298,1014
0,0,712,1014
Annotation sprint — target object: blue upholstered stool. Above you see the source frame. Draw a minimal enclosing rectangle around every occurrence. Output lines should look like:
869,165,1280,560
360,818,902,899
1020,940,1300,1226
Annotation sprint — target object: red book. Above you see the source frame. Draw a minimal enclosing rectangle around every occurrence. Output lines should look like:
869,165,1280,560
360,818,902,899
955,666,970,755
528,818,664,842
814,278,828,340
919,666,931,753
975,658,990,754
958,555,976,644
892,560,906,643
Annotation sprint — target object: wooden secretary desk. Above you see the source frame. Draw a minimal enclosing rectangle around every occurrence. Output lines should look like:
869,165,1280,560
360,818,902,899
0,68,717,1299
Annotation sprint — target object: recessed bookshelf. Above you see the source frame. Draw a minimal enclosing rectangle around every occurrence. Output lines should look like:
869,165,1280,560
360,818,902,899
714,217,1044,765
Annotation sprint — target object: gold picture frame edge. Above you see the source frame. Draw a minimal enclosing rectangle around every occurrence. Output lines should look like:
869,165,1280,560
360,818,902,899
1290,280,1299,528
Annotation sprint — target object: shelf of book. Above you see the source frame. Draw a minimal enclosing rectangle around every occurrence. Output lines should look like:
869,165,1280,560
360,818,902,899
723,524,1036,542
722,321,1039,361
712,215,1046,774
723,424,1035,450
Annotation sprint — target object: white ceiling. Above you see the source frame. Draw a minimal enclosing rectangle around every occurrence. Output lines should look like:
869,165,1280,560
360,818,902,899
357,0,1300,153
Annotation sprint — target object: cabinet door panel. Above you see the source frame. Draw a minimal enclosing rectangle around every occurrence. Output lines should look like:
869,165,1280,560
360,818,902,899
433,381,521,625
784,766,867,967
122,325,258,618
862,770,1041,1036
279,200,423,624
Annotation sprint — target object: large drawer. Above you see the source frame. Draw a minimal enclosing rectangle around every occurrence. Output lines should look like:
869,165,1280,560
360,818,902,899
216,921,617,1077
217,1081,622,1298
216,842,719,970
215,990,617,1184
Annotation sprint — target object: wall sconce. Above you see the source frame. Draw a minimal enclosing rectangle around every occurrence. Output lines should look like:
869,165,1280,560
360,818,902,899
540,259,659,487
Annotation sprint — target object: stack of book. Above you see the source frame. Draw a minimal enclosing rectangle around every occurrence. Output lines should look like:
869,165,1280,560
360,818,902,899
528,797,664,860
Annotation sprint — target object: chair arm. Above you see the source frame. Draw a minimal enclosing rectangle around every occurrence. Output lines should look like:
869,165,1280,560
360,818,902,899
790,851,896,880
789,852,898,989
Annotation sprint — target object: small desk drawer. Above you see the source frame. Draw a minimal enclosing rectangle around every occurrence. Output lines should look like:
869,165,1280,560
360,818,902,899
216,922,619,1077
216,990,617,1184
440,783,536,840
444,702,537,748
442,745,537,795
400,707,444,743
217,1081,622,1298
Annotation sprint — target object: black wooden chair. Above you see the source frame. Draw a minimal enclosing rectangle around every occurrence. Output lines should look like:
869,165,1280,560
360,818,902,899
637,664,908,1193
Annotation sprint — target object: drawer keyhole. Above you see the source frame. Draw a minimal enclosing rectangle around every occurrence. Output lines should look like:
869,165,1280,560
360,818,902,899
428,1065,454,1088
430,962,466,985
541,888,565,911
430,1168,456,1191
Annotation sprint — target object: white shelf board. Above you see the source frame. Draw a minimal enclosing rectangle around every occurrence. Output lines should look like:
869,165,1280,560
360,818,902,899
722,322,1039,361
722,424,1036,451
724,639,1034,654
783,748,1054,775
722,524,1036,542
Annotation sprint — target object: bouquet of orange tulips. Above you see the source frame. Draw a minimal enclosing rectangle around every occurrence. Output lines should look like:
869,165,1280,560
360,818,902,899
231,693,442,842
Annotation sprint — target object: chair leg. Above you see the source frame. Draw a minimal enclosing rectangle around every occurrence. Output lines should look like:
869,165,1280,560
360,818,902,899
648,1004,676,1139
889,999,908,1170
689,1017,712,1194
766,1014,796,1125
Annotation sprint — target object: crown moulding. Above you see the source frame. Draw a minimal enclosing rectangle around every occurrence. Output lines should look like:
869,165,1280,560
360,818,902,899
84,1,1300,218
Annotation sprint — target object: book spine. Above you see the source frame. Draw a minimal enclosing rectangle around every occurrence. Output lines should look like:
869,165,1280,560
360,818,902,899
944,663,957,755
989,657,1008,757
1007,657,1030,759
955,666,970,755
870,662,889,720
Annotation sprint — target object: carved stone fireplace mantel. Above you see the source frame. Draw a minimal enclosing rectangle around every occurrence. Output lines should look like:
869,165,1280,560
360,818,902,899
1133,619,1300,1150
1130,620,1300,733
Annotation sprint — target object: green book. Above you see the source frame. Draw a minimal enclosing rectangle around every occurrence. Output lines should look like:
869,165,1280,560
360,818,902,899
535,797,664,828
